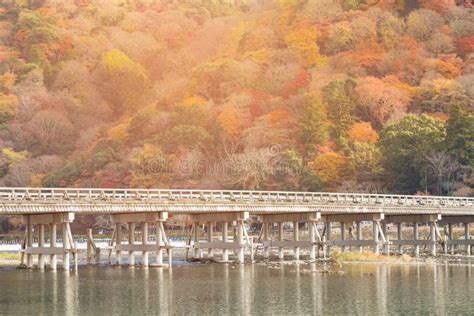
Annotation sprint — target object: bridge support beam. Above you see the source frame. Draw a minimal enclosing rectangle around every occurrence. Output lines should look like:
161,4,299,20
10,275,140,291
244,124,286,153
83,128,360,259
189,212,250,263
21,213,76,270
111,212,171,267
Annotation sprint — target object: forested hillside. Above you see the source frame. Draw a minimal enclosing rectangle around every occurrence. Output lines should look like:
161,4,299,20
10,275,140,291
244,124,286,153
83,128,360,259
0,0,473,196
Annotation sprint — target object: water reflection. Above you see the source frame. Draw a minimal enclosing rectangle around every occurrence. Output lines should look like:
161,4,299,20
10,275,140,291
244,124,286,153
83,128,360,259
0,262,473,314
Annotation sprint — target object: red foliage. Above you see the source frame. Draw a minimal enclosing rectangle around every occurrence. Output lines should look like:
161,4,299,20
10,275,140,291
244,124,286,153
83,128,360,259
389,37,426,84
248,90,271,118
419,0,455,14
283,68,311,99
333,45,384,75
457,36,474,56
100,174,120,188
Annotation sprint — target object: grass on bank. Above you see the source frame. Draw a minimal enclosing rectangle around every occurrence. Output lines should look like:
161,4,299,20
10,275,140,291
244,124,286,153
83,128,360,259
331,250,413,263
0,252,21,261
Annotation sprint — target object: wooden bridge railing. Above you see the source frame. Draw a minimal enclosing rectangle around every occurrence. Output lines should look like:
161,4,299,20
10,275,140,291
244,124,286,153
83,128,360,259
0,187,473,208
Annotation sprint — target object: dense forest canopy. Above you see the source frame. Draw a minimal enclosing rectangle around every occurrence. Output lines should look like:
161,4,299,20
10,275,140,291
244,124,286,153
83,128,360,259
0,0,473,196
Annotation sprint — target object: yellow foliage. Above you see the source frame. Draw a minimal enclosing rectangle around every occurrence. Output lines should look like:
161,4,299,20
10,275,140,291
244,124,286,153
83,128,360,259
183,95,207,108
347,122,379,144
284,29,326,65
0,93,19,123
278,0,302,28
108,121,129,141
309,151,347,189
243,48,270,64
0,72,16,90
30,173,44,187
232,21,256,45
1,148,27,165
431,78,464,99
103,49,148,81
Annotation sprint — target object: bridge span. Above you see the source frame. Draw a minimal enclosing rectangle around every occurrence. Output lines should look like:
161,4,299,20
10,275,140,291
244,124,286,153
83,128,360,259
1,187,474,270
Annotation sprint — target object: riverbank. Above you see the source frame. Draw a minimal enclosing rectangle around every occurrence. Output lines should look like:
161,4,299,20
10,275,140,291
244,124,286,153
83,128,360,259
0,253,21,267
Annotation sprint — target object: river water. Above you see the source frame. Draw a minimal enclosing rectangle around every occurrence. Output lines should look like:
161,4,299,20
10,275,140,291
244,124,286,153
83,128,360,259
0,262,473,314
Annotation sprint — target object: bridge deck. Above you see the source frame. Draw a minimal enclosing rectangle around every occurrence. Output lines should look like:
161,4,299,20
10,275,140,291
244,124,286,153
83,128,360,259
0,188,473,215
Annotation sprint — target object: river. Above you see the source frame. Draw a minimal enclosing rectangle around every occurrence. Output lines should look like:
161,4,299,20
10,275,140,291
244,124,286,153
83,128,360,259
0,262,473,314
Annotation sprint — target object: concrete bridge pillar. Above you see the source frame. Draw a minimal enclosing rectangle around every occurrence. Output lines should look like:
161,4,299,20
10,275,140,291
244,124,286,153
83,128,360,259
128,223,135,266
340,222,346,253
222,221,229,262
38,224,45,270
293,222,299,260
277,223,284,260
414,222,419,257
263,223,269,259
447,223,454,255
397,223,403,254
309,221,316,261
237,220,245,263
326,222,332,257
142,222,149,267
207,222,214,258
373,220,380,255
50,224,57,270
193,222,201,259
356,222,362,252
430,221,437,256
465,223,471,256
115,222,122,265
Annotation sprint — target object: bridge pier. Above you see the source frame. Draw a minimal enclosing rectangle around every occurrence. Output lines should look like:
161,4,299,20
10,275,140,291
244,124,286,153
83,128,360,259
384,214,441,256
321,213,386,256
189,212,250,263
111,212,171,267
258,212,321,261
439,216,474,256
21,213,76,270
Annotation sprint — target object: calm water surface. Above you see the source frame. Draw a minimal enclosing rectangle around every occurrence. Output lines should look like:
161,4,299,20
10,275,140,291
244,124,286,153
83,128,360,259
0,262,473,315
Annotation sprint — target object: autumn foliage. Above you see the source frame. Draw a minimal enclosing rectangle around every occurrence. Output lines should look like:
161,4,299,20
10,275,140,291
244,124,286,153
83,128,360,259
0,0,472,197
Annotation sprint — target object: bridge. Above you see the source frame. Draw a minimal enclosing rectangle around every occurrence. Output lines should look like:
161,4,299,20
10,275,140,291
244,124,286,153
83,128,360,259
1,187,474,270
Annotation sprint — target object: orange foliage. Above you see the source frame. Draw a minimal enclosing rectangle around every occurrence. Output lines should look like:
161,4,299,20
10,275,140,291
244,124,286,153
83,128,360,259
309,151,347,189
347,122,379,144
435,60,461,79
0,72,16,91
216,107,250,138
183,95,207,108
263,110,295,128
108,122,129,142
428,113,449,122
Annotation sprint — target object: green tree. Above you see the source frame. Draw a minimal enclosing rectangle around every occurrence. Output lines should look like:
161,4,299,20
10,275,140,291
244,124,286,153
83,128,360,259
299,92,329,155
322,79,356,147
446,102,474,166
379,114,447,192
